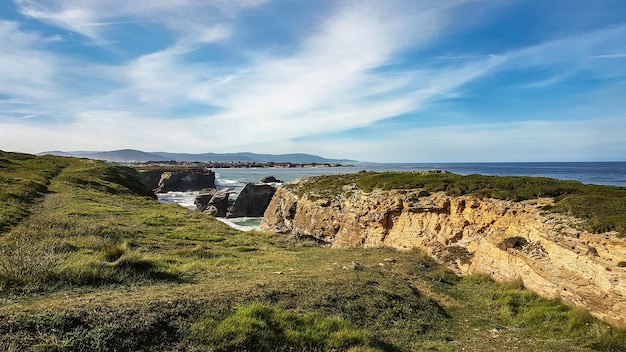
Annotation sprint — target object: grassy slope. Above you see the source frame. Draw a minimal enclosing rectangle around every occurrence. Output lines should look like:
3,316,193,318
1,152,625,351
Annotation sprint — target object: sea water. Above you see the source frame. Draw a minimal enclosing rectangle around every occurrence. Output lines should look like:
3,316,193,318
215,162,626,187
158,162,626,231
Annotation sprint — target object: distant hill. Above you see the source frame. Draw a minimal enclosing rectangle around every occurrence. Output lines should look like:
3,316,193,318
39,149,356,164
40,149,166,163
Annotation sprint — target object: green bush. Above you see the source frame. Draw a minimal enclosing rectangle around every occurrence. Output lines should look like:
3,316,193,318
498,237,529,251
442,246,473,265
191,302,376,351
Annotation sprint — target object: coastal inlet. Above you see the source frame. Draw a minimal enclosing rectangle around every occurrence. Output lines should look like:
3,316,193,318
134,166,286,231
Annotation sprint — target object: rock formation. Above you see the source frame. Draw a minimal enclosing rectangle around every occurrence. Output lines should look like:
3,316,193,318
261,176,282,183
227,183,276,218
136,170,165,190
195,188,231,217
153,169,216,193
192,176,279,218
261,180,626,327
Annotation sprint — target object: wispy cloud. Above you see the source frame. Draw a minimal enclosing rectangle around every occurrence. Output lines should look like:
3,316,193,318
14,0,265,42
0,21,63,121
494,24,626,85
109,0,494,147
589,53,626,58
293,115,626,162
2,0,625,161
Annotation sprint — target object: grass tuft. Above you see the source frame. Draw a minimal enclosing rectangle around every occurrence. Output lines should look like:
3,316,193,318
191,302,378,352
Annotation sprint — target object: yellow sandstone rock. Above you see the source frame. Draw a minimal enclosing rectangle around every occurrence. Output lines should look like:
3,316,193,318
262,186,626,327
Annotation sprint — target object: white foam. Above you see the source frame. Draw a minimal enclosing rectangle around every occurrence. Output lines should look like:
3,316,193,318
215,178,241,187
156,191,199,210
217,217,262,231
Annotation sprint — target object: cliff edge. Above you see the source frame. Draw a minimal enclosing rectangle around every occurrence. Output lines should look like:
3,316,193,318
261,173,626,327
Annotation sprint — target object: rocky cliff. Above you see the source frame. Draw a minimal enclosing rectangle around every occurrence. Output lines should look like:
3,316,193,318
261,179,626,327
136,168,216,192
227,183,276,218
194,179,279,218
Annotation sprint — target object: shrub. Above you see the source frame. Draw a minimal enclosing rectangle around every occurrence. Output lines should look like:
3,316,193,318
442,246,473,265
498,237,529,251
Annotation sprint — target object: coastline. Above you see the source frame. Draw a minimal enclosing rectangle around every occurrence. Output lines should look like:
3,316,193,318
130,160,354,171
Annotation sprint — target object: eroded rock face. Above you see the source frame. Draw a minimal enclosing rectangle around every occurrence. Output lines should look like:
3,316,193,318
154,170,216,193
227,183,276,218
136,170,164,190
261,182,626,327
195,188,231,217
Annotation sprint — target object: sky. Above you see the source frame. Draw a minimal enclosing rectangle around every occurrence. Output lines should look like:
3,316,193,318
1,0,625,162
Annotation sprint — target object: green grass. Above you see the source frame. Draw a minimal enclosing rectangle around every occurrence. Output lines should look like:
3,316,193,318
1,152,625,351
0,151,68,233
191,302,377,351
285,171,626,234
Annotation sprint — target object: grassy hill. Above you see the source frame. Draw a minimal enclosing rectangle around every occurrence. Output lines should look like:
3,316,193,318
0,151,625,351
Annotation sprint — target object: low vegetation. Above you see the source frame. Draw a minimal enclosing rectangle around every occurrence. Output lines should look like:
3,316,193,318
1,151,625,351
191,302,377,351
286,171,626,234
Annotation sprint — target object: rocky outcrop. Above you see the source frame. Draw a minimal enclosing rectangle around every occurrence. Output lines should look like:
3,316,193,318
261,176,282,183
193,176,279,218
227,183,276,218
261,181,626,327
195,188,231,217
136,170,165,191
153,169,216,193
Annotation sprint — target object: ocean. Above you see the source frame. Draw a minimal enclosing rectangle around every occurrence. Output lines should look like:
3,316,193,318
157,162,626,230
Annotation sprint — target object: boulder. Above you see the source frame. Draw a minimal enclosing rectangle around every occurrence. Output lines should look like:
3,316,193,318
154,169,216,192
261,176,282,183
195,188,231,217
207,189,231,217
194,188,217,211
227,183,276,218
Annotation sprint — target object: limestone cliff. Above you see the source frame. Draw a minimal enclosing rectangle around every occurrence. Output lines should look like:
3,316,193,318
261,179,626,327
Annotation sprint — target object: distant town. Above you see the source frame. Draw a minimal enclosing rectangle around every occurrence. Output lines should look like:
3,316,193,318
128,160,353,171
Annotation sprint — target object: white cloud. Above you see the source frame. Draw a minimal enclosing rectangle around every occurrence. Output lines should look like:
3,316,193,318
3,0,624,163
590,53,626,58
14,0,265,43
283,115,626,162
1,0,500,154
0,21,64,121
123,0,492,146
495,24,626,85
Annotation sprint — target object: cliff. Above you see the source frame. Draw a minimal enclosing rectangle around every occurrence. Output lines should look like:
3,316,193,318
261,176,626,327
136,168,216,192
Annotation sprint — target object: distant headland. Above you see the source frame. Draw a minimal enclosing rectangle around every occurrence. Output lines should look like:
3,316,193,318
38,149,357,165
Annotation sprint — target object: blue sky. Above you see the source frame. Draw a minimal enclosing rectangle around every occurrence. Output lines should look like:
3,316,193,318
1,0,625,162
